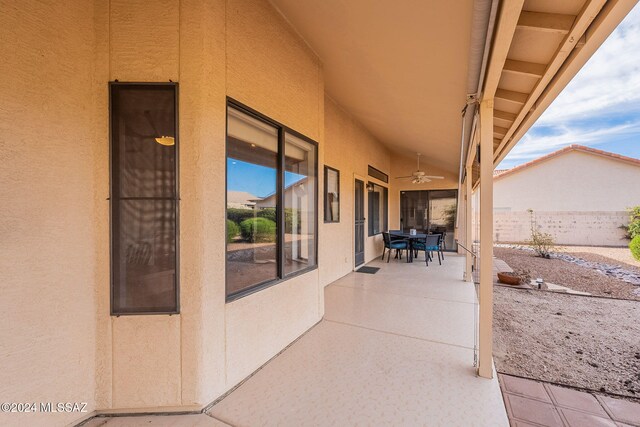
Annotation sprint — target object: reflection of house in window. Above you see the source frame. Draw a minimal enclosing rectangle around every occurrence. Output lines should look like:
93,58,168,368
227,191,257,210
225,102,317,299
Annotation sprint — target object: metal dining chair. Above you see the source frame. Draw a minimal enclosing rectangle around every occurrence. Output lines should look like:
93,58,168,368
382,232,410,262
412,234,441,266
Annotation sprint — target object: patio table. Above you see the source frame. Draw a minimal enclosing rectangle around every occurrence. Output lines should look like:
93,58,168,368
389,232,427,263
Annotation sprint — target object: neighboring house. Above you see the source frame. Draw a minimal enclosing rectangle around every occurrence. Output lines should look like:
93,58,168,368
494,145,640,246
227,191,258,209
253,177,309,209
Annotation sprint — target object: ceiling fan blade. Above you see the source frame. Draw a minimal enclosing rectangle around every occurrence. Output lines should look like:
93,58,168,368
424,176,444,179
395,175,414,179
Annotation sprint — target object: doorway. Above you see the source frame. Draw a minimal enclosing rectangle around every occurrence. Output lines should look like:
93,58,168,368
354,179,365,266
400,189,458,251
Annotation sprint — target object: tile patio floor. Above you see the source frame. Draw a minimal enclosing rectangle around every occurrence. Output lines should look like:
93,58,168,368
85,254,509,426
500,373,640,426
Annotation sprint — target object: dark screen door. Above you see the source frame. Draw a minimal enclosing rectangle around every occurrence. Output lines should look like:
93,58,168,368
354,179,365,266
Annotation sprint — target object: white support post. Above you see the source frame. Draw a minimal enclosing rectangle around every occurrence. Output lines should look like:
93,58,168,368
478,99,494,379
465,164,473,282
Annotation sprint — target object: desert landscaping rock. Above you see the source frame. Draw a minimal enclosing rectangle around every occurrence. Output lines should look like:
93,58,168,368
494,286,640,398
494,246,640,300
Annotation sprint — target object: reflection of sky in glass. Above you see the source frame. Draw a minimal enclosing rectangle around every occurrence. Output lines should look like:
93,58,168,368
228,158,306,198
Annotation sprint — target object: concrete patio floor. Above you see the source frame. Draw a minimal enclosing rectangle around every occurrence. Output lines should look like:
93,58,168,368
86,254,509,426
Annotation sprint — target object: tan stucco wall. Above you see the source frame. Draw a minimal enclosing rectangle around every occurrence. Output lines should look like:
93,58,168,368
1,0,321,422
96,0,327,413
494,150,640,212
0,1,399,425
388,154,459,229
0,1,98,426
320,97,392,286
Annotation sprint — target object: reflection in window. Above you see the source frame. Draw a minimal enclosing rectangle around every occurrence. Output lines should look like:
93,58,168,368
226,108,278,296
110,83,178,314
368,182,388,236
226,102,318,300
324,166,340,222
284,133,316,275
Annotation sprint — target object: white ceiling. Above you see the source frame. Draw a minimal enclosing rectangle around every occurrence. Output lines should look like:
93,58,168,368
269,0,475,172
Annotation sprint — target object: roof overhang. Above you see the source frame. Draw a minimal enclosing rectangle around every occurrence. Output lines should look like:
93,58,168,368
472,0,638,172
269,0,484,173
268,0,637,182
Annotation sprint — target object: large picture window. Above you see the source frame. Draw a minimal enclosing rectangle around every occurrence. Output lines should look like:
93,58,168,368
226,100,317,300
110,83,179,314
368,182,388,236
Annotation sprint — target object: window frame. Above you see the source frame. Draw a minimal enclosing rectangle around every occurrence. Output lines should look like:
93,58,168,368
109,81,180,316
323,165,340,223
368,165,389,183
225,98,319,302
367,181,388,236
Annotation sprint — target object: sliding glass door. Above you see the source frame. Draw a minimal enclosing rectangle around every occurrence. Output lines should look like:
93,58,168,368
400,190,457,251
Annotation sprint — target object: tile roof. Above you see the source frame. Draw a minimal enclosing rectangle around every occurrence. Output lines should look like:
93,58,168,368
494,144,640,180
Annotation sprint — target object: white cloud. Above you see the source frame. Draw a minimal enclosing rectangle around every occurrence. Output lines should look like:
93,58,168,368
538,5,640,125
502,121,640,164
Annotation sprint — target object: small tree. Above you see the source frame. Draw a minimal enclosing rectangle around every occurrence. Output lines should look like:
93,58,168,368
526,209,555,258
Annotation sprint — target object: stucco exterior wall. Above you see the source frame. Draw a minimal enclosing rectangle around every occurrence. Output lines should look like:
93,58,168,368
0,0,321,422
494,150,640,212
388,154,459,229
494,211,629,247
0,1,399,424
0,1,98,426
320,97,392,287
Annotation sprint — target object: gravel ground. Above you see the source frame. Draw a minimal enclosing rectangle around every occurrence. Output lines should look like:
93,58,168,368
494,286,640,398
561,245,640,269
494,247,640,301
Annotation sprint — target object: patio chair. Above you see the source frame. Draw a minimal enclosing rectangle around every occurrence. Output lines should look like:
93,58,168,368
412,234,441,266
382,232,409,263
437,233,445,259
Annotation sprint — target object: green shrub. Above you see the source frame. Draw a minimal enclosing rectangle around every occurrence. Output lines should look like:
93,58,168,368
285,208,301,234
226,219,240,243
240,217,277,243
630,235,640,261
626,206,640,240
256,208,302,234
227,208,255,225
257,208,276,223
528,230,555,258
526,209,555,258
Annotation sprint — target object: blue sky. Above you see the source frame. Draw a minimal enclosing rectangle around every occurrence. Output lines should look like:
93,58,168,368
498,3,640,169
227,158,305,197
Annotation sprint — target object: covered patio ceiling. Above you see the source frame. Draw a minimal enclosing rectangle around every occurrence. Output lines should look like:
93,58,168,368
269,0,477,173
270,0,637,180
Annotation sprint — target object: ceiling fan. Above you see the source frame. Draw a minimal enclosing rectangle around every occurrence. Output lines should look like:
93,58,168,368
395,153,444,184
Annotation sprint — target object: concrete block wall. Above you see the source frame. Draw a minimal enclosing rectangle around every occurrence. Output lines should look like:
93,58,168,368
494,211,629,247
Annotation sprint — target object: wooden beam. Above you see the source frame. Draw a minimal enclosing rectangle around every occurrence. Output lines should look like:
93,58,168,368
478,99,494,379
495,110,517,122
495,88,528,105
503,59,546,78
483,0,526,98
494,126,508,138
517,11,575,34
494,0,608,165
